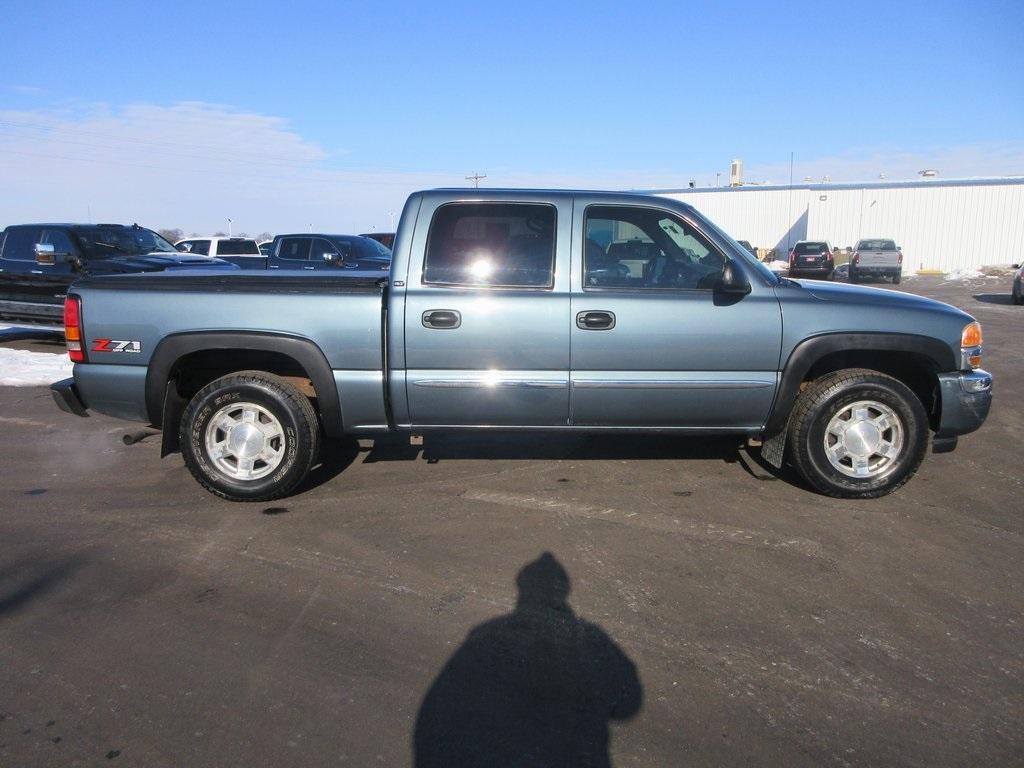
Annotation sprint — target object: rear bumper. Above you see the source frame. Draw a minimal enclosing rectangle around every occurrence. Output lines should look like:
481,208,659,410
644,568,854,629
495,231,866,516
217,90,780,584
0,298,64,322
852,265,900,274
50,377,89,417
935,369,992,440
790,265,833,277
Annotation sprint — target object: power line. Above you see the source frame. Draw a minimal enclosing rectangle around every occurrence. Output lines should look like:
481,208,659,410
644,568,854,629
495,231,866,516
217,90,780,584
465,171,486,188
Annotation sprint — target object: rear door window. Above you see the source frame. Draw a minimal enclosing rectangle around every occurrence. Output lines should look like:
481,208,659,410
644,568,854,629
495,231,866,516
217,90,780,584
277,237,312,261
423,203,556,287
0,227,43,261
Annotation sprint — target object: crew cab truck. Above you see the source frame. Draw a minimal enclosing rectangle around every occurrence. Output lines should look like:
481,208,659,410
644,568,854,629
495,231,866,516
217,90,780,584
850,239,903,284
50,189,993,501
0,223,237,323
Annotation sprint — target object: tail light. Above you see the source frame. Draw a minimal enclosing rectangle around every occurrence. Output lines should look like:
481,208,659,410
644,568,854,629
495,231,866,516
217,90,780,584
897,250,904,264
821,250,831,262
852,251,860,265
63,296,85,362
961,321,983,369
789,249,796,265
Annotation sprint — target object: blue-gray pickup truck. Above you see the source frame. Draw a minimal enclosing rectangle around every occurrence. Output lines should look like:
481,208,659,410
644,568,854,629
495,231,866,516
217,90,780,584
50,189,993,501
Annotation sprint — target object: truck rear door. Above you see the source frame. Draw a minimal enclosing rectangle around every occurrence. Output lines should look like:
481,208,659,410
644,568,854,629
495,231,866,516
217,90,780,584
568,198,782,429
402,196,572,426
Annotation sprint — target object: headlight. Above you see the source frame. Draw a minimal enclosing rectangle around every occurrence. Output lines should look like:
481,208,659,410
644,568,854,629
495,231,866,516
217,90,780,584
961,321,983,369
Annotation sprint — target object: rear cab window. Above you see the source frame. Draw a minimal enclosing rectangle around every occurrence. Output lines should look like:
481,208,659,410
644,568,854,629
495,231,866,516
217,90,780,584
423,203,556,288
857,239,896,251
794,242,829,255
216,239,260,256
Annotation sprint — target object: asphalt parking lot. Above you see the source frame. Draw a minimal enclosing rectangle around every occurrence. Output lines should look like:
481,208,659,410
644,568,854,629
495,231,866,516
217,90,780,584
1,275,1021,767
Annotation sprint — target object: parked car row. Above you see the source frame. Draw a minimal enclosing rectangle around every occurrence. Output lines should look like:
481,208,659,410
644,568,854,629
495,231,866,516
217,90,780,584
175,234,393,272
776,238,903,284
0,223,396,323
176,234,392,272
0,223,238,323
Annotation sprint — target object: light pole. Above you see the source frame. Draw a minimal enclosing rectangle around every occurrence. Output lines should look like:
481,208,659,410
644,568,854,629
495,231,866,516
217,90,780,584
227,218,233,236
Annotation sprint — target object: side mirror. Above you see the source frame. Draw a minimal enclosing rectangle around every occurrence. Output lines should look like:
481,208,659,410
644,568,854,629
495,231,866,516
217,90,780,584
33,242,70,265
321,251,342,265
177,243,191,252
715,261,751,296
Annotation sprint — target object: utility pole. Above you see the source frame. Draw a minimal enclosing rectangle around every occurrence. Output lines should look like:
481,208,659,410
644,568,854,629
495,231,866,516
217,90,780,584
465,171,487,188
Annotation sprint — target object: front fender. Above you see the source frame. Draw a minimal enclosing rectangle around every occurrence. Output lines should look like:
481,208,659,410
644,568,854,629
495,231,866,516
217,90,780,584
763,332,957,436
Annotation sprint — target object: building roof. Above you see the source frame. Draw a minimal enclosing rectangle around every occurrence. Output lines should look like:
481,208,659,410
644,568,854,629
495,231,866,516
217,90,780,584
644,176,1024,195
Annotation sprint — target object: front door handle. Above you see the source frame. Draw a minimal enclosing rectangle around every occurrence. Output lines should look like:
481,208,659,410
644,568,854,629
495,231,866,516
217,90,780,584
422,309,462,329
576,310,615,330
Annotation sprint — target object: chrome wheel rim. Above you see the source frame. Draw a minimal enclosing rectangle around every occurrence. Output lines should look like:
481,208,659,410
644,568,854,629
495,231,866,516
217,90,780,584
204,402,286,481
823,400,904,479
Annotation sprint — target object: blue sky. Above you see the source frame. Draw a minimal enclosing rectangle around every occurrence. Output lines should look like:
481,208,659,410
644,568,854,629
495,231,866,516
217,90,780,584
1,0,1022,232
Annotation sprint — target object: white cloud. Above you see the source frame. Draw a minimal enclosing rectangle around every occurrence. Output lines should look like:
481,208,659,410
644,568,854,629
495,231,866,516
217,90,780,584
1,101,1022,234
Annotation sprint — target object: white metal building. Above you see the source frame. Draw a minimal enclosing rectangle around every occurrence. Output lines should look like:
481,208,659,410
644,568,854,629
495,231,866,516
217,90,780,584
650,177,1024,273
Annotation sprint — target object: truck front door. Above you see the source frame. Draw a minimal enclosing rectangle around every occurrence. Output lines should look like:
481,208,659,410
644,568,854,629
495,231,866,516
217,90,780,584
402,198,572,426
0,226,78,321
569,200,782,430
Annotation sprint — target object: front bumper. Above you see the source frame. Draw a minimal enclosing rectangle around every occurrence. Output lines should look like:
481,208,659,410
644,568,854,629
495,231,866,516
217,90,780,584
935,369,992,439
51,377,89,417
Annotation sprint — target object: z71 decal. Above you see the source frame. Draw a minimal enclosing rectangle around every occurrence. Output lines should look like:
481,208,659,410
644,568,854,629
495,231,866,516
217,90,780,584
91,339,142,353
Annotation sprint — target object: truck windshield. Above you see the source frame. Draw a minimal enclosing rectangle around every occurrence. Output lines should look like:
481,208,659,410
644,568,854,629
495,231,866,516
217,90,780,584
71,226,179,257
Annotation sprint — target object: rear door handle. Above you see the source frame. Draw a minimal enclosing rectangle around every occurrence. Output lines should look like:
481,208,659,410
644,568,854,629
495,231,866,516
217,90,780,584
422,309,461,329
576,310,615,330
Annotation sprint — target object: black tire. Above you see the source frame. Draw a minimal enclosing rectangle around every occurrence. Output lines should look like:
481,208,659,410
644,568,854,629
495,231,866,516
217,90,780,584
892,271,902,284
1013,288,1023,305
787,369,929,498
180,371,320,501
848,268,858,284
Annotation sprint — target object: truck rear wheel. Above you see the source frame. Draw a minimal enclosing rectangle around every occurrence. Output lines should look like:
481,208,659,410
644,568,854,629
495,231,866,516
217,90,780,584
180,371,320,501
787,369,928,498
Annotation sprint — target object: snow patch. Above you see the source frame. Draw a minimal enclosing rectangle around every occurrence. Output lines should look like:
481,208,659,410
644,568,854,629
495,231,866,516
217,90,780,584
0,347,73,386
943,267,987,281
766,260,790,273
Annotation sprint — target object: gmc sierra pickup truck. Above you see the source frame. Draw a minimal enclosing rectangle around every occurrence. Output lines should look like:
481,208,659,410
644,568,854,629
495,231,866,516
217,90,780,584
50,189,992,501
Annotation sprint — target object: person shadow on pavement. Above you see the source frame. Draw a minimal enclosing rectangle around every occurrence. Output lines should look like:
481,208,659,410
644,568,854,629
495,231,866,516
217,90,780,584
413,552,643,768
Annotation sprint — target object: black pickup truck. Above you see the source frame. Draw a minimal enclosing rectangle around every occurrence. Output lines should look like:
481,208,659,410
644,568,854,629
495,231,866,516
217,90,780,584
0,223,237,323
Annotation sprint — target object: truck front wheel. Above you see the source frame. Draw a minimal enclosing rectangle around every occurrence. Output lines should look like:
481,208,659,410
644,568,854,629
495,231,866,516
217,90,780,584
787,369,928,498
180,371,320,501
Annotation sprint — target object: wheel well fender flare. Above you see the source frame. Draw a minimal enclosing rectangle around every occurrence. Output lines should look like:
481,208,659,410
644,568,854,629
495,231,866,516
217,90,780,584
764,332,956,435
145,331,343,438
